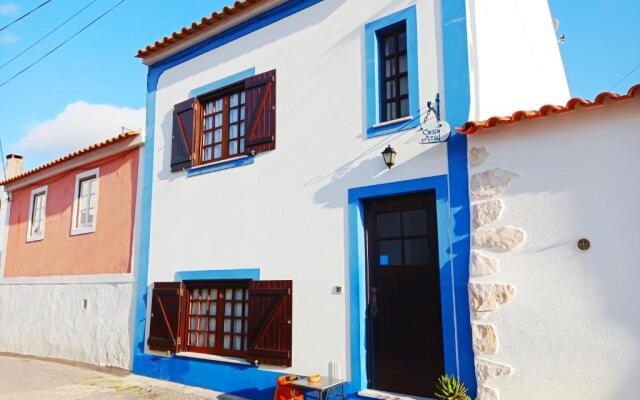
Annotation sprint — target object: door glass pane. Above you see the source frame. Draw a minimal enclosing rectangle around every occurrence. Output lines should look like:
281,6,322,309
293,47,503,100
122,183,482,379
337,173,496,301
214,98,223,111
209,318,216,331
208,334,216,348
230,93,239,107
402,210,428,236
214,128,222,143
230,109,238,123
379,239,402,266
404,238,429,265
214,113,223,127
377,212,401,238
214,144,222,159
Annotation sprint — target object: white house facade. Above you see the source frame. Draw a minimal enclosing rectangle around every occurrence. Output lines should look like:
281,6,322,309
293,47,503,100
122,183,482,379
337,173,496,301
460,85,640,400
132,0,569,399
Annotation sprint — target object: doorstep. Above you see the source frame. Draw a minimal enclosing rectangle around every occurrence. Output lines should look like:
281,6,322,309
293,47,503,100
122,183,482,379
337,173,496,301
358,389,433,400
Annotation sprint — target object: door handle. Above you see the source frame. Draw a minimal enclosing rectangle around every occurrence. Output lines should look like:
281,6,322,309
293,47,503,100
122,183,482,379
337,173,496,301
370,287,378,318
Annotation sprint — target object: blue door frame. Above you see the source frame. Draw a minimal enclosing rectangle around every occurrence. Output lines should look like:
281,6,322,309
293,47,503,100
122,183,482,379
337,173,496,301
345,176,475,397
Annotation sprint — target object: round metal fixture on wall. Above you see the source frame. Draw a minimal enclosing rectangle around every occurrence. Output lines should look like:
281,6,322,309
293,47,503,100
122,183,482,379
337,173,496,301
577,238,591,252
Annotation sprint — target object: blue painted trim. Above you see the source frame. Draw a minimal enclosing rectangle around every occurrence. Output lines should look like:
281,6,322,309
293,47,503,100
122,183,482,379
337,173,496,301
364,6,420,138
148,0,322,72
187,155,255,177
175,268,260,282
133,2,324,399
346,176,464,395
188,67,256,98
442,0,476,395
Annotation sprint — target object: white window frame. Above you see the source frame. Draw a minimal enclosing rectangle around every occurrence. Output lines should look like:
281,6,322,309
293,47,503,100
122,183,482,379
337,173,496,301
26,185,48,242
70,168,100,236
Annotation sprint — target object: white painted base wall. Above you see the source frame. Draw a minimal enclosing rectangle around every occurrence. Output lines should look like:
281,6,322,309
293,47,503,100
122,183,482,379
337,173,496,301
0,283,133,369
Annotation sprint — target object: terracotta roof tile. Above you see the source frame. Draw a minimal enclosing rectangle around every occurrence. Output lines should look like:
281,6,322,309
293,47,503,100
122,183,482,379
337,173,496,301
136,0,267,59
456,83,640,135
0,131,141,186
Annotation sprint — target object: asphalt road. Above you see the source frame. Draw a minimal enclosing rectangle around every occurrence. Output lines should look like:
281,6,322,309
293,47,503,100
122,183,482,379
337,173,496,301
0,354,247,400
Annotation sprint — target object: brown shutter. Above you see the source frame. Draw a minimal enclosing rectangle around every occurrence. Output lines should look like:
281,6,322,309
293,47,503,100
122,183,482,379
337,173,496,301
246,280,292,366
171,98,197,171
245,70,276,153
147,282,184,354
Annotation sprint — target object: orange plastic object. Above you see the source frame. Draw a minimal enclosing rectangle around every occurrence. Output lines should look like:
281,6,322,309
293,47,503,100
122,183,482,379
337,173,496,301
274,375,304,400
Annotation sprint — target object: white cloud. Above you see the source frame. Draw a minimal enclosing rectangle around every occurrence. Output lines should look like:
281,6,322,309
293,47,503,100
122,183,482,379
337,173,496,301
0,32,18,44
0,3,18,15
16,101,145,161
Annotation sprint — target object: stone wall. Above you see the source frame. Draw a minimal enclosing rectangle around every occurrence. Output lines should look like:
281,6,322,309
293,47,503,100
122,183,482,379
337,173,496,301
468,148,523,400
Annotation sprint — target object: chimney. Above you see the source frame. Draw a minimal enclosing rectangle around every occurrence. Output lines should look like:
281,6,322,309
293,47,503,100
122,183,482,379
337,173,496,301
5,154,24,180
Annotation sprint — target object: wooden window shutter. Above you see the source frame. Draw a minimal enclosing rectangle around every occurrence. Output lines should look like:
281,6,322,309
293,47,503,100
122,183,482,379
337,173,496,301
245,70,276,153
147,282,185,354
171,98,197,171
246,280,292,366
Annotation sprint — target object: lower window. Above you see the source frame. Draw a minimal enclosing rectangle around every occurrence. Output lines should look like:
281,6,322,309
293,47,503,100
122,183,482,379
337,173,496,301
185,281,249,357
147,279,293,366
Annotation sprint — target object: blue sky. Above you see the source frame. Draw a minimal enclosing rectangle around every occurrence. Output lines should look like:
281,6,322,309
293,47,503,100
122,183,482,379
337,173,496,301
0,0,638,169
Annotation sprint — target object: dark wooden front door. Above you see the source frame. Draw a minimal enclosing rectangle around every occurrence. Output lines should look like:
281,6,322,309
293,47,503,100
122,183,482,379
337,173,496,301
365,192,444,397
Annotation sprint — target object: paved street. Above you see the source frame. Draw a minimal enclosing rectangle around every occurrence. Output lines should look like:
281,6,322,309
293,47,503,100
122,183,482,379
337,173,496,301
0,354,246,400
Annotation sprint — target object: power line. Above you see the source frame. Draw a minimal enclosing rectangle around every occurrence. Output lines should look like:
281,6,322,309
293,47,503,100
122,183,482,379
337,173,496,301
0,0,127,89
0,0,54,33
0,0,101,72
609,62,640,92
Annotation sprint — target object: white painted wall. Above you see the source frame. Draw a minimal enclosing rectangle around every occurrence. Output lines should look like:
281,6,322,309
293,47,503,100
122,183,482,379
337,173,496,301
0,282,133,369
468,96,640,400
148,0,445,377
466,0,570,120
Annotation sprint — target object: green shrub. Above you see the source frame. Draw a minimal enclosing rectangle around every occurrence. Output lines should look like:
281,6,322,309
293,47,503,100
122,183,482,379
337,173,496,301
434,374,471,400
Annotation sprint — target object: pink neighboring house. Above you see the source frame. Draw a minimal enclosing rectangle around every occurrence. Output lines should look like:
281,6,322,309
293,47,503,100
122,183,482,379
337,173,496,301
2,132,142,277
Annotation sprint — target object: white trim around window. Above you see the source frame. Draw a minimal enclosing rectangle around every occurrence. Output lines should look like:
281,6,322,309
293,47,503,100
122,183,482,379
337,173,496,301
70,167,100,236
26,185,48,243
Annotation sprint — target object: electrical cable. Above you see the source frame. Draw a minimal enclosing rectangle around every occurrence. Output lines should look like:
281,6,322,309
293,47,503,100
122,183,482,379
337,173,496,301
0,0,54,33
0,0,127,89
609,62,640,91
0,0,101,71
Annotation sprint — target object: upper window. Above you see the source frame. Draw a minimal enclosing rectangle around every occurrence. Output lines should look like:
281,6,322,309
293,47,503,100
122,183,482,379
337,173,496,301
71,168,99,235
200,88,247,163
364,6,419,138
170,70,277,172
378,22,409,123
26,186,47,242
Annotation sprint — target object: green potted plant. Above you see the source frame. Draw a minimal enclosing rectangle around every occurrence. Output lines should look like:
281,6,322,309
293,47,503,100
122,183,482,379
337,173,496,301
434,374,471,400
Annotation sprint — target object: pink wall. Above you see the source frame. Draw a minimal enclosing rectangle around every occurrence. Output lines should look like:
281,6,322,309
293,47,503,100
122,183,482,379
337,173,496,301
3,149,139,277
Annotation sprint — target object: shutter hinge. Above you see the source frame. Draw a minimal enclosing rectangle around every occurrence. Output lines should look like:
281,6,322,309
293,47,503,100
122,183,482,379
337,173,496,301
287,288,291,295
177,337,182,345
179,287,184,296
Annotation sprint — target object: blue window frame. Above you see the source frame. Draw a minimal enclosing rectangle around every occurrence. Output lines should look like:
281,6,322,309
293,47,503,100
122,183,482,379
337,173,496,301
365,6,420,138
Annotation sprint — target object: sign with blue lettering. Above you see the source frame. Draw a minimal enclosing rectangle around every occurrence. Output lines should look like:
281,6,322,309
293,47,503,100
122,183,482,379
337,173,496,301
418,93,451,143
